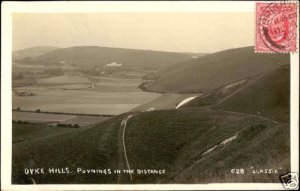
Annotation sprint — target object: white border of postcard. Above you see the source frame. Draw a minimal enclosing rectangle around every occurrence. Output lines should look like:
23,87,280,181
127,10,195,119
1,1,299,190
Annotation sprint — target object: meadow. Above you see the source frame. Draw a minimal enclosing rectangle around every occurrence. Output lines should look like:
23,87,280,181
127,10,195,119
12,111,109,126
13,111,75,122
12,122,77,144
13,75,161,115
36,76,90,85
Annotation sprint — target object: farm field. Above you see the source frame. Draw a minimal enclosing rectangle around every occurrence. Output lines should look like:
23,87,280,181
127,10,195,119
36,76,90,85
87,76,145,92
12,122,78,144
13,75,161,115
13,90,160,115
12,111,110,127
13,111,76,122
62,115,111,126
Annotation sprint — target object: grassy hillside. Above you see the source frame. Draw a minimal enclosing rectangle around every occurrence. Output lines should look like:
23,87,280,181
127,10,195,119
12,122,78,144
12,116,123,184
131,93,199,112
183,65,290,123
172,117,290,183
12,109,289,184
17,46,194,70
143,46,290,93
143,53,206,80
13,46,59,61
125,109,289,183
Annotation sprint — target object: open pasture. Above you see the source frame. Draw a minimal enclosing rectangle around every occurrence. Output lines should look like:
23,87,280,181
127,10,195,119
13,111,75,123
12,122,77,144
62,115,111,126
36,76,90,85
13,111,111,127
13,88,161,115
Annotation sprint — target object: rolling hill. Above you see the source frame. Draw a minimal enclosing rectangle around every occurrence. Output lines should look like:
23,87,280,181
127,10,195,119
13,46,60,61
15,46,195,70
142,46,290,93
11,45,291,184
12,109,289,184
182,65,290,123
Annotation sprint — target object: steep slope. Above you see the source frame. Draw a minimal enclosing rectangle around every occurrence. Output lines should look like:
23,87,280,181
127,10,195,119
143,46,289,93
13,46,59,61
12,116,123,184
143,53,207,80
131,93,198,112
17,46,194,70
183,65,290,123
12,109,289,184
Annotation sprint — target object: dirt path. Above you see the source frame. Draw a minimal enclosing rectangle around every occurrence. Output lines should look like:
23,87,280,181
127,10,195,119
121,114,135,181
117,114,136,183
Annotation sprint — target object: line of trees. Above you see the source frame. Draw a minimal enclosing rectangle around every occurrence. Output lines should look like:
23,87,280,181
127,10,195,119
56,123,80,128
12,108,115,117
12,120,81,128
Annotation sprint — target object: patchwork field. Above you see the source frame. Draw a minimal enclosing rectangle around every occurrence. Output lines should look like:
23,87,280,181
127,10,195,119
13,74,161,115
12,111,109,127
13,111,75,122
87,76,144,92
13,90,160,115
62,115,111,126
36,76,90,85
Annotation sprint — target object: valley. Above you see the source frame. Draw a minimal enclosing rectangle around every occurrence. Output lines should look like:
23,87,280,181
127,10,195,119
11,46,291,184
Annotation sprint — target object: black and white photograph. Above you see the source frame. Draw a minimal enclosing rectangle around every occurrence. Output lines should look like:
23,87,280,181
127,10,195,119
1,1,299,190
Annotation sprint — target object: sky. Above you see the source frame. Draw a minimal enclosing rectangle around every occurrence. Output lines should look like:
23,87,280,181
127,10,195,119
13,13,254,53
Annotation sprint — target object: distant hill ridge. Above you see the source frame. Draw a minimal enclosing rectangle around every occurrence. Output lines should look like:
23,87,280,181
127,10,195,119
143,46,290,93
13,46,60,61
15,46,197,70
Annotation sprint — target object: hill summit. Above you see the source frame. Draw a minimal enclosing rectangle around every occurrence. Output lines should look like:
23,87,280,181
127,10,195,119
142,46,290,93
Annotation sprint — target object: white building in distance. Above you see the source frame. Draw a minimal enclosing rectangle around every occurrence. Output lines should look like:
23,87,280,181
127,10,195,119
106,62,122,67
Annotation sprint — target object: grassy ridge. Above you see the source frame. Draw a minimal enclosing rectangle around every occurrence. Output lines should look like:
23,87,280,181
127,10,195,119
173,122,289,183
124,109,289,183
144,46,290,93
12,109,289,184
13,46,59,61
214,65,290,123
12,116,124,184
19,46,193,70
183,65,290,123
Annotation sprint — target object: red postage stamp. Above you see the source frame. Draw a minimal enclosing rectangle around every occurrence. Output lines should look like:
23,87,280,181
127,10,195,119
256,2,298,53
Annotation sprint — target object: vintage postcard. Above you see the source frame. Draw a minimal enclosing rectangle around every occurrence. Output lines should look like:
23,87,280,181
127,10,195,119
1,1,299,190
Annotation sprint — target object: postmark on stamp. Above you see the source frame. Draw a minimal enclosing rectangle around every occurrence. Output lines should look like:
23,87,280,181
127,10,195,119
256,2,298,53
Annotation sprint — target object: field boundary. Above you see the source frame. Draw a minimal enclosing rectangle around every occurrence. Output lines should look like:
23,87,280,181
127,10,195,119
12,109,116,117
